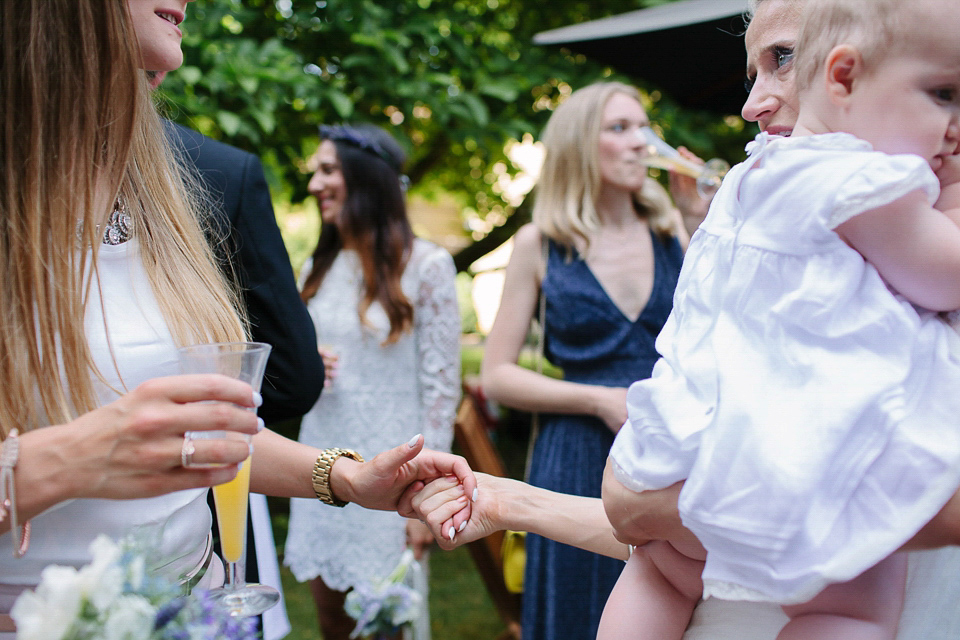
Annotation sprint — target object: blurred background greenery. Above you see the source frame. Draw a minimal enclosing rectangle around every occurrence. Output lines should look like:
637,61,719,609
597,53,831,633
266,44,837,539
159,0,756,280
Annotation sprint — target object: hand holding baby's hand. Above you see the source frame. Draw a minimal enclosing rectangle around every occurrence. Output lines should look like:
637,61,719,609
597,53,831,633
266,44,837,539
669,147,711,227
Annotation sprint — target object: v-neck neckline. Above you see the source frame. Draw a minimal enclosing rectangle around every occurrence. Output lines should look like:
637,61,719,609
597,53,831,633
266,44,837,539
562,230,660,325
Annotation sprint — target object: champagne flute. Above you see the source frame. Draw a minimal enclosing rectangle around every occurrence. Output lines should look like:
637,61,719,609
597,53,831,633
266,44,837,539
638,126,730,199
178,341,278,618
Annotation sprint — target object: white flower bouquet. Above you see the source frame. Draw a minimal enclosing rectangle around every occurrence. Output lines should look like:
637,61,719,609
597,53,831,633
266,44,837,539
344,549,425,640
11,535,257,640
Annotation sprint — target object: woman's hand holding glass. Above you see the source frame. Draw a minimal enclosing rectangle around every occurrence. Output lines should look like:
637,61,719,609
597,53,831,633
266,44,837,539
62,375,260,497
12,375,260,528
638,126,729,199
668,147,713,235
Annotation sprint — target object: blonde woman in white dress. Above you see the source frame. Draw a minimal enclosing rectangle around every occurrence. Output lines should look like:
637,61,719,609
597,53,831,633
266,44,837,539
0,3,475,636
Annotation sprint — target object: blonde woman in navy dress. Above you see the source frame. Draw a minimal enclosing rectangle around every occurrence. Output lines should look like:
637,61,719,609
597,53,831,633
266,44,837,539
480,81,705,640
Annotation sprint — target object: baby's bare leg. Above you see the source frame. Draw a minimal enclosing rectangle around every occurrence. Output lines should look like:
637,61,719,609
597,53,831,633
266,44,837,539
597,540,705,640
779,553,907,640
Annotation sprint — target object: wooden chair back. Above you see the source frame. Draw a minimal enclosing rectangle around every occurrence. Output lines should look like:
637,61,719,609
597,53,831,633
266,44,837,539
453,386,522,639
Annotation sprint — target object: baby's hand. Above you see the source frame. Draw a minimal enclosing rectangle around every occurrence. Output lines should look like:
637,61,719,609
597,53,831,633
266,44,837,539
936,154,960,220
938,153,960,187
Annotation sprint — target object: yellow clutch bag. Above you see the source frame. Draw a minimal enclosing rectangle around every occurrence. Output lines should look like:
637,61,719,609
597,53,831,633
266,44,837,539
501,529,527,594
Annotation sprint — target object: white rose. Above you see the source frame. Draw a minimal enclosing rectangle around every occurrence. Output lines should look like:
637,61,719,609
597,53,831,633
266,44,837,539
79,536,124,611
12,565,82,640
103,594,155,640
126,555,146,592
10,591,53,640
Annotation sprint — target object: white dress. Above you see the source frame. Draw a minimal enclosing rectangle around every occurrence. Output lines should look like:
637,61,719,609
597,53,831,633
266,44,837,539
610,132,960,603
0,240,214,593
284,239,460,590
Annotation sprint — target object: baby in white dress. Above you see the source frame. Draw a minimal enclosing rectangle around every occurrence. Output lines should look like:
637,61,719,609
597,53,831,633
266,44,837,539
600,0,960,638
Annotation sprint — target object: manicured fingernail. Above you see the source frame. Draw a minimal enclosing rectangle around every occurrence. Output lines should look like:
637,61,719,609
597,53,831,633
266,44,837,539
447,526,456,541
472,488,479,502
458,521,467,532
252,392,263,407
407,434,421,449
248,442,254,458
256,417,265,432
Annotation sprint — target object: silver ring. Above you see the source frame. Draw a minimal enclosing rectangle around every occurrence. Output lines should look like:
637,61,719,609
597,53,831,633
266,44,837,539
181,434,196,468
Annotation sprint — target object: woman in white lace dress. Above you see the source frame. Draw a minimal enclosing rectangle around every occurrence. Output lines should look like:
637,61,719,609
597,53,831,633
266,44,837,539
285,124,461,640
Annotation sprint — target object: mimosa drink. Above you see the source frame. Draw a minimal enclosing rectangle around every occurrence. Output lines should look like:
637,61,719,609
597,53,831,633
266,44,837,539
640,154,703,179
213,457,251,564
178,341,277,617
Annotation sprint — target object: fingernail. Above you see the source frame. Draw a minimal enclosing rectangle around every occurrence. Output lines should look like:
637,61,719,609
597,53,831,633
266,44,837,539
472,488,479,502
248,442,254,458
252,391,263,407
458,521,467,532
447,526,456,541
256,417,265,432
407,434,421,449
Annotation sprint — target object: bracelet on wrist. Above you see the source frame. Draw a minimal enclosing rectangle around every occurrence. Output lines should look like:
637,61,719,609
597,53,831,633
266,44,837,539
0,429,30,558
311,448,364,507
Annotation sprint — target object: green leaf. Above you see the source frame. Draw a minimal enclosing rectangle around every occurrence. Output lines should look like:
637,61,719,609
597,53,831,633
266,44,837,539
459,93,489,126
178,66,204,86
478,81,519,103
238,76,259,94
382,46,411,74
216,111,242,136
250,108,276,134
327,91,354,119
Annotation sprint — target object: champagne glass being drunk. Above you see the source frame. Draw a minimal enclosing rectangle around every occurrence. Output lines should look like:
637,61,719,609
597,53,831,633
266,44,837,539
178,341,277,618
638,126,730,199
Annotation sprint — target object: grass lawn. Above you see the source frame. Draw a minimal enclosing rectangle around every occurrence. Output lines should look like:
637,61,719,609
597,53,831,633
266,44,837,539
270,503,511,640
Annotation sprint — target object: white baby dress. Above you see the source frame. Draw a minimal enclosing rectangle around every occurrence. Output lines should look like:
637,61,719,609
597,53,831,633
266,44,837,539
610,132,960,603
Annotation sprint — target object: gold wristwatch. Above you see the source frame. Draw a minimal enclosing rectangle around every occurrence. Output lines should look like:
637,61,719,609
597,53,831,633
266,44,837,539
312,448,364,507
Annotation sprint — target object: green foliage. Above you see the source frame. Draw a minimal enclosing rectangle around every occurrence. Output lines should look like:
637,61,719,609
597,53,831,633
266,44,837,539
160,0,755,263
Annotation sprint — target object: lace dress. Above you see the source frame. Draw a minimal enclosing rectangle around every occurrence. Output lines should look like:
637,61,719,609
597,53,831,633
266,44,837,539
284,239,461,590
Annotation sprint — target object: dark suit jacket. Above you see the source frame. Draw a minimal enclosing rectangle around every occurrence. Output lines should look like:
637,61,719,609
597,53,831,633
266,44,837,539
167,122,323,425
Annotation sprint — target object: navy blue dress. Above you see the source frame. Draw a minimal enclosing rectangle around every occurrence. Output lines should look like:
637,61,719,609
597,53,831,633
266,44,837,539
523,231,683,640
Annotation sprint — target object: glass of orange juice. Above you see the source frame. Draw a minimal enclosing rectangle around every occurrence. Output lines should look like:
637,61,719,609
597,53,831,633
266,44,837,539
178,341,277,617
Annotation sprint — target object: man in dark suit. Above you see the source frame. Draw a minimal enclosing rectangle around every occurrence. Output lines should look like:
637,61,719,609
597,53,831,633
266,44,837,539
167,121,324,424
167,121,324,639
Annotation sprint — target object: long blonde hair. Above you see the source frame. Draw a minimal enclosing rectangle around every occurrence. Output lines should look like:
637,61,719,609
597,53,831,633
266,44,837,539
531,82,676,253
0,0,245,433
